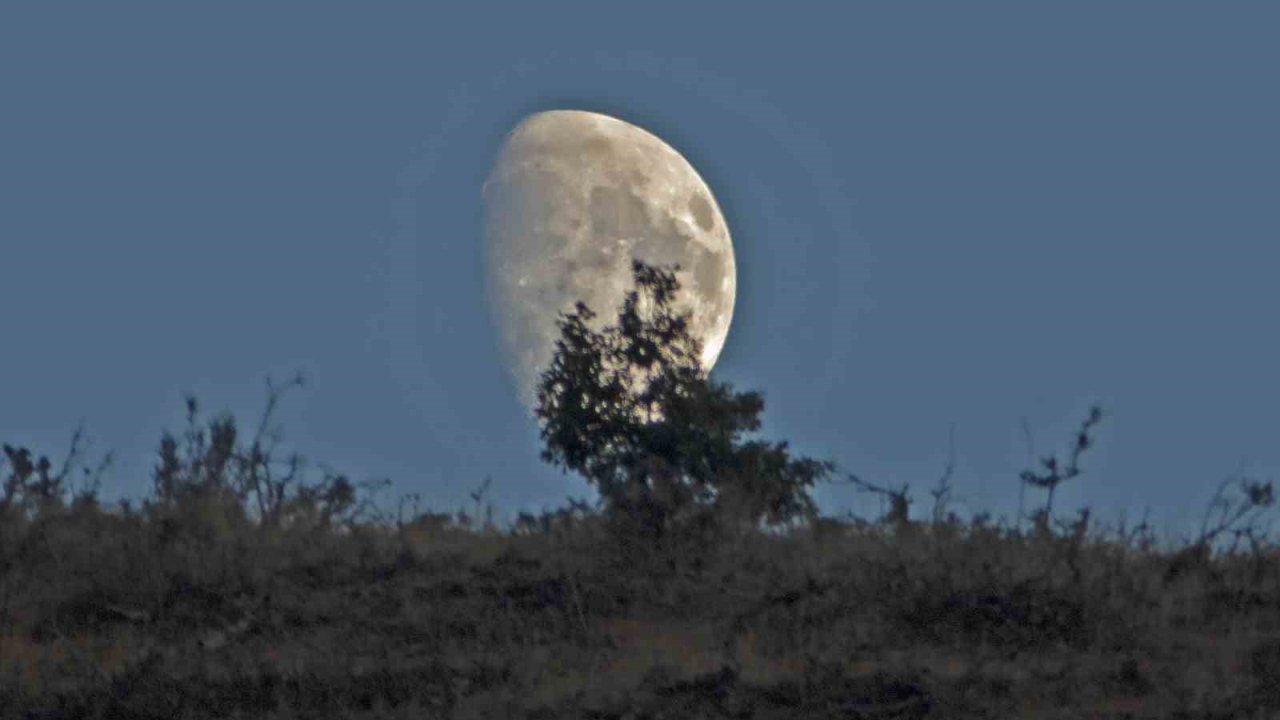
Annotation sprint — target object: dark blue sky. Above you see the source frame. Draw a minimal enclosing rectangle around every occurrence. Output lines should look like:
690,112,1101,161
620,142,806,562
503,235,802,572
3,4,1277,541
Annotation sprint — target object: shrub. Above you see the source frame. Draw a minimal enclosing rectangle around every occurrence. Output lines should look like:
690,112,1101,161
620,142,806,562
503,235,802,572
534,260,833,548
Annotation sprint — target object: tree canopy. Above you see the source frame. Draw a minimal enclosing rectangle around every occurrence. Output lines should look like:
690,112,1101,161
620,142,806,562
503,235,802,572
535,260,833,543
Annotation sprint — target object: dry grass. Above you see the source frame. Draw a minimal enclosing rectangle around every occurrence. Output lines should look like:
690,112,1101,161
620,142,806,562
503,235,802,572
3,491,1280,719
4,391,1280,718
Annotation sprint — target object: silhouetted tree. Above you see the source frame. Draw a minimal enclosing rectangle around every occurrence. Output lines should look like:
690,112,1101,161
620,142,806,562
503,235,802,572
535,260,833,544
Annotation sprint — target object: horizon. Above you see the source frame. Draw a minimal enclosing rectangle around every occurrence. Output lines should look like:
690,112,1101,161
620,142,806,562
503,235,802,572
3,4,1278,544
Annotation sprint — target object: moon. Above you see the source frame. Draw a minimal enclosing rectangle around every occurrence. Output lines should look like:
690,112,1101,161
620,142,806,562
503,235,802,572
483,109,737,409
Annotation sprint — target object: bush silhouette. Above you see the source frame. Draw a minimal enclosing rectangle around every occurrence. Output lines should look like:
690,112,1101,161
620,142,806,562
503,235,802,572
534,260,833,547
6,362,1280,716
8,265,1280,716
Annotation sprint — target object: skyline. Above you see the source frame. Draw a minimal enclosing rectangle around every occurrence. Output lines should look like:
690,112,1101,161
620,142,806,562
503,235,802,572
3,4,1278,542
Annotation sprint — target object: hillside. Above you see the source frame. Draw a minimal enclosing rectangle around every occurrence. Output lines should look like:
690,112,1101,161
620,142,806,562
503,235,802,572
2,398,1279,719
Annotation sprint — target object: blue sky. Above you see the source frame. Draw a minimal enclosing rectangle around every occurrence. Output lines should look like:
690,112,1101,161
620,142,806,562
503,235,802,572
3,4,1277,541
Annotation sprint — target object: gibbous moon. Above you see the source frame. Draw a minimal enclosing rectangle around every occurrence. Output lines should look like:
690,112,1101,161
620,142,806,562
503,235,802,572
483,109,737,409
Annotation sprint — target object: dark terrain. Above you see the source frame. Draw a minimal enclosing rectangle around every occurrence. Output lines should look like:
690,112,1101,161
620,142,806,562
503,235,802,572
2,398,1279,719
6,267,1278,718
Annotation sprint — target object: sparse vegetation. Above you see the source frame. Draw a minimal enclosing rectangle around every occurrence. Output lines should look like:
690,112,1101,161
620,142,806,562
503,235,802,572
3,265,1279,718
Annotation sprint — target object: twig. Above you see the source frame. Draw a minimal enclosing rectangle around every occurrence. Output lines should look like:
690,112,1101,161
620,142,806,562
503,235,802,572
930,422,958,524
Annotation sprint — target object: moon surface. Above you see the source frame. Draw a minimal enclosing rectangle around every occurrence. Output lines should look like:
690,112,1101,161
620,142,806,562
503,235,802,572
483,109,737,408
